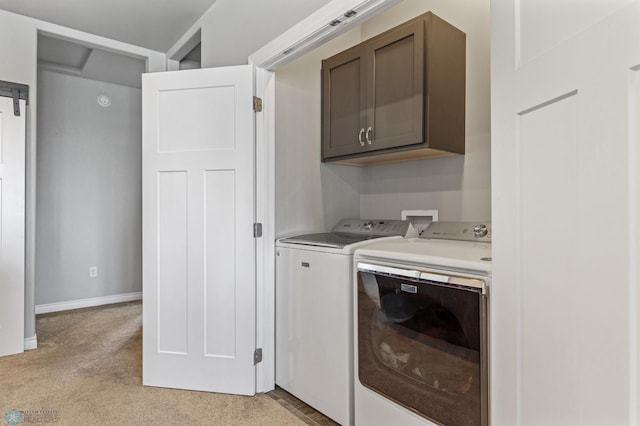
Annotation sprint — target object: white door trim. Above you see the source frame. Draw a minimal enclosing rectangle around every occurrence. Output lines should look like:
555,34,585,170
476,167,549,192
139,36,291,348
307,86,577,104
254,67,276,392
0,96,26,357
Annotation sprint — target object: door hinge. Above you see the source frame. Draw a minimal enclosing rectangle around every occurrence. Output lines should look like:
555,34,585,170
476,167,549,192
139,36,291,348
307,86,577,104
254,348,263,365
253,96,263,112
253,223,263,238
11,88,20,116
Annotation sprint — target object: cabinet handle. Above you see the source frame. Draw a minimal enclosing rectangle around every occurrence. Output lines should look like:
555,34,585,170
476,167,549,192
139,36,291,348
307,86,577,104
366,127,373,145
358,128,365,147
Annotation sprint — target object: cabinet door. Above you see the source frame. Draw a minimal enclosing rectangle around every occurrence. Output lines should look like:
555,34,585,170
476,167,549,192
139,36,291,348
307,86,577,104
321,47,367,159
366,20,424,151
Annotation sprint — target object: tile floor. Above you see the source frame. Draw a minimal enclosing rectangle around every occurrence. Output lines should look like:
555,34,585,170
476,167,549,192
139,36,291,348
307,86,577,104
267,386,340,426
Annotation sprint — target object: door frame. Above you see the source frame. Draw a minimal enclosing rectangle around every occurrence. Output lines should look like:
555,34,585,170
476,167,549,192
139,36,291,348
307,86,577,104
253,67,276,391
0,94,27,357
26,23,165,349
249,0,402,392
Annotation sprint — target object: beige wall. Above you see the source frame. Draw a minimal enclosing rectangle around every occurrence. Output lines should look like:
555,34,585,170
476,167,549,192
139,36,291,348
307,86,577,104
200,0,331,67
275,28,364,236
359,0,491,222
274,0,491,234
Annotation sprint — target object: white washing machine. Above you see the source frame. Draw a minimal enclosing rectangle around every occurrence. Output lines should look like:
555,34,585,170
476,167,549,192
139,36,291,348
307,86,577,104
353,222,492,426
275,219,417,426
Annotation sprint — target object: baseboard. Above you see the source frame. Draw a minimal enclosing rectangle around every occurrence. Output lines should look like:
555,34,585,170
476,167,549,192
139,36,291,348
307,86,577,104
24,335,38,351
35,292,142,315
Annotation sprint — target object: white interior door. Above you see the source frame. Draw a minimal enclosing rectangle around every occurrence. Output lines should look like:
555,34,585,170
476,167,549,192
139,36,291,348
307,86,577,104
0,96,25,357
142,66,256,395
492,1,640,424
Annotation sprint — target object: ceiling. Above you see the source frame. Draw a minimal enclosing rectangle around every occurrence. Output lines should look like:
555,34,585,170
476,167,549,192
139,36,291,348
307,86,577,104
0,0,218,52
38,35,146,88
4,0,332,88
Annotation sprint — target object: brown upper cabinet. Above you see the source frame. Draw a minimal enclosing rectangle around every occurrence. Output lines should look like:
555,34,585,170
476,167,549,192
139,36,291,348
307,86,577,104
321,12,466,165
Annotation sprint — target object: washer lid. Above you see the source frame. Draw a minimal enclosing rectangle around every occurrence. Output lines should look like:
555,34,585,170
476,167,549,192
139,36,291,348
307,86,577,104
279,232,389,249
278,218,416,249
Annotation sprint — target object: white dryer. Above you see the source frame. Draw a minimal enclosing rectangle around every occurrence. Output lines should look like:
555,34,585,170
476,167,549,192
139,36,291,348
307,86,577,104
275,219,417,425
353,222,492,426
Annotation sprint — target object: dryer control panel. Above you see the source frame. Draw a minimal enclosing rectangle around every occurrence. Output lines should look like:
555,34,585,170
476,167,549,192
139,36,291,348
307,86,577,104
421,221,492,242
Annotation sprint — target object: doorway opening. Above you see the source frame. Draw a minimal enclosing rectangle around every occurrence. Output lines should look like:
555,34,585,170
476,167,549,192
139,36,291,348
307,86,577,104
34,33,145,316
180,42,201,70
168,28,201,70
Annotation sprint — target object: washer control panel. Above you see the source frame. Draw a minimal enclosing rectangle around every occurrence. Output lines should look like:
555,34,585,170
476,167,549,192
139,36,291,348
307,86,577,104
333,219,415,236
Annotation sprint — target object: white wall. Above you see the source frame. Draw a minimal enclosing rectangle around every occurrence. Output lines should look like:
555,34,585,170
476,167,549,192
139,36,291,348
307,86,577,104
274,29,364,236
274,0,490,234
35,70,142,305
200,0,332,67
0,8,164,342
359,0,491,222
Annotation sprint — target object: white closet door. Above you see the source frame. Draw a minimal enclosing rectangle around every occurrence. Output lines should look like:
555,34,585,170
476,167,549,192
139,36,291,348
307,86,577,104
142,66,256,395
491,1,640,424
0,96,25,357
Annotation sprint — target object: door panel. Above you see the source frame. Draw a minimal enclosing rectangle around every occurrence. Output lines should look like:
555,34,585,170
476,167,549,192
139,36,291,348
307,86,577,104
519,94,581,424
157,170,188,354
204,169,236,357
322,50,367,159
0,97,25,357
491,1,640,424
368,20,424,150
143,66,255,395
158,86,236,152
518,0,630,65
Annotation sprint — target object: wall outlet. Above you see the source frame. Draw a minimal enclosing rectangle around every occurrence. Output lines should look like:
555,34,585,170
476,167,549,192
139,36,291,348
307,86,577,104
89,266,98,278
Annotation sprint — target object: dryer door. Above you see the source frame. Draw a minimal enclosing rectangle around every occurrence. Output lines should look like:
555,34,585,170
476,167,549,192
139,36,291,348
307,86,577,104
356,262,488,426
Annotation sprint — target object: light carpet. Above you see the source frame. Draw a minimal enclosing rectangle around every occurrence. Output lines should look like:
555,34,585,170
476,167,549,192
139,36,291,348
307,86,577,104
0,301,305,425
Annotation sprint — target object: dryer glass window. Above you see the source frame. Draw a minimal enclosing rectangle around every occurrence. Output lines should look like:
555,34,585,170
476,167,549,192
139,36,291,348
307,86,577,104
357,268,488,426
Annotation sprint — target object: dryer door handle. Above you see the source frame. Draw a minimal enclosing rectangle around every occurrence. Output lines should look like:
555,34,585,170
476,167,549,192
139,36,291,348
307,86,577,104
357,262,420,280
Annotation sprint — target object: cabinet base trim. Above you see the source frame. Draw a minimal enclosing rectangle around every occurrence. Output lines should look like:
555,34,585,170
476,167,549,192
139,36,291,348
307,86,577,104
331,147,459,166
